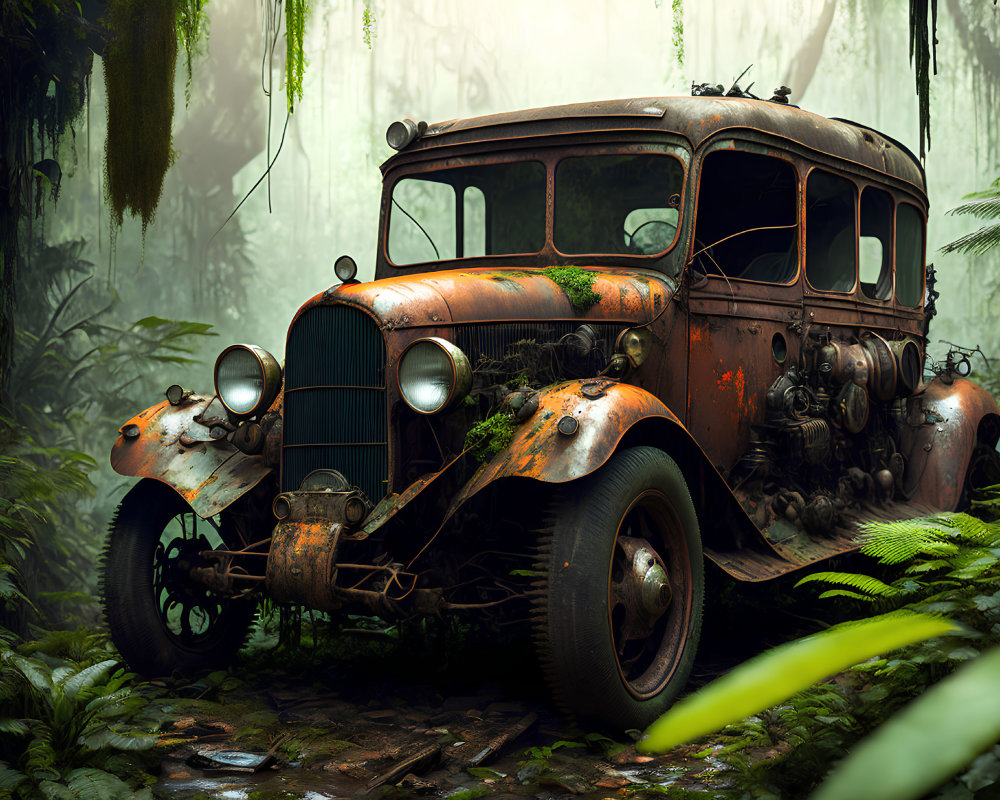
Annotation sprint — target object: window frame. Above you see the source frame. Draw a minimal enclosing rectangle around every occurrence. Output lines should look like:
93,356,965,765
690,143,802,287
803,165,859,296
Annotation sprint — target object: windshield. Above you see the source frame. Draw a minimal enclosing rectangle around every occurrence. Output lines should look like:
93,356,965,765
387,161,546,265
554,154,682,255
386,151,684,266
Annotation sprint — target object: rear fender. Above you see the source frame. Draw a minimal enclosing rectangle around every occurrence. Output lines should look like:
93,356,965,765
901,377,1000,509
111,395,272,518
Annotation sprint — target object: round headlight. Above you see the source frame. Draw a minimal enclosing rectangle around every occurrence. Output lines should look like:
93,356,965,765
214,344,282,418
398,337,472,414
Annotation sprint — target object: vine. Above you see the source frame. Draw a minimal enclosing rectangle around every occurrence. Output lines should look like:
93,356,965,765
671,0,684,71
908,0,938,161
362,2,377,50
285,0,310,112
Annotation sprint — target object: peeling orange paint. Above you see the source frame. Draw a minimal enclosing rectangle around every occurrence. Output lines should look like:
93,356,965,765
717,366,746,408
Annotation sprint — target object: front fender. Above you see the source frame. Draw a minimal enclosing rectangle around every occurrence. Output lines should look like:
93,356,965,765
901,377,1000,509
449,379,683,510
111,395,272,518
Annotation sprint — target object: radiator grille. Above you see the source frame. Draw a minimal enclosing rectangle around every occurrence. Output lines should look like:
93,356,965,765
282,305,387,501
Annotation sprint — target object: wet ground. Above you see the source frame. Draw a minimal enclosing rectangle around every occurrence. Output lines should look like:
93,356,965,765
145,573,823,800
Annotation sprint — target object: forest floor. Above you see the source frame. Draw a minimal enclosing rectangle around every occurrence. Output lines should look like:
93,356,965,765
144,573,816,800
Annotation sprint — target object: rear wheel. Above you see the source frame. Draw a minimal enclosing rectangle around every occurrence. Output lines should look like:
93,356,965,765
101,479,255,675
533,446,704,730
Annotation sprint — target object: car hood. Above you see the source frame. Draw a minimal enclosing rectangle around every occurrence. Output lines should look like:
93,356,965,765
294,267,676,329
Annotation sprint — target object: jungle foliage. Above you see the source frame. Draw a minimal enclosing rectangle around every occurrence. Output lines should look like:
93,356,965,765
641,503,1000,798
0,628,160,799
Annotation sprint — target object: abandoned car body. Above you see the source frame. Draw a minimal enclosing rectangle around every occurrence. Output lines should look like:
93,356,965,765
102,95,1000,730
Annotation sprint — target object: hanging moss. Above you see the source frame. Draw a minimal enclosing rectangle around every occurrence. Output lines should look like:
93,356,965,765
908,0,938,161
542,267,602,312
0,1,101,389
285,0,310,111
102,0,179,234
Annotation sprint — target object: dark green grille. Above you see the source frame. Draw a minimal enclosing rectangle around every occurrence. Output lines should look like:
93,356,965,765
282,305,387,501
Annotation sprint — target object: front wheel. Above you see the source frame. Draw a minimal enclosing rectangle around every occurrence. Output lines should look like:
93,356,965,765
101,479,256,675
533,446,704,730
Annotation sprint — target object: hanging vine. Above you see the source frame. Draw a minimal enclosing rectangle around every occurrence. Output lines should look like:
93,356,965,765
285,0,310,111
908,0,938,161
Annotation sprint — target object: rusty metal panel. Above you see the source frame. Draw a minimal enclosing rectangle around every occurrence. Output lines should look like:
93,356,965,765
388,97,925,193
299,268,674,331
901,377,1000,510
111,396,271,519
265,520,342,609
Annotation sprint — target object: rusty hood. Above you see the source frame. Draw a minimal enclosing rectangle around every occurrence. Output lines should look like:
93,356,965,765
293,267,675,329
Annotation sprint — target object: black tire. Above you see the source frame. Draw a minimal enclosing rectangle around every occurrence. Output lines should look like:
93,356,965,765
533,446,704,731
101,479,255,676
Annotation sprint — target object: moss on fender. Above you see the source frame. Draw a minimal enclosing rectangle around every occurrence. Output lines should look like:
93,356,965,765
542,267,602,311
464,410,517,462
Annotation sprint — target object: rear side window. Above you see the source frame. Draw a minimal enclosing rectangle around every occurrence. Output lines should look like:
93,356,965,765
859,187,893,301
806,170,857,292
693,150,798,282
896,203,925,307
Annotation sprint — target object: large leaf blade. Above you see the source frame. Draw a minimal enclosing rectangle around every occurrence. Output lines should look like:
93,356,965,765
813,645,1000,800
62,660,117,699
637,612,955,753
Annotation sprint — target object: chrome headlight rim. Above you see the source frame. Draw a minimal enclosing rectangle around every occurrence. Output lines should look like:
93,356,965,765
214,344,283,419
397,337,472,415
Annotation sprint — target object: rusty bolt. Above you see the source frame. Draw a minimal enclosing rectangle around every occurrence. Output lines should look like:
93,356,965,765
557,415,579,436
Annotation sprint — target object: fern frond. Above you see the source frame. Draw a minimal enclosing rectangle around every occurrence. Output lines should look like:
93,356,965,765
796,571,901,598
940,222,1000,255
858,518,951,564
817,589,882,602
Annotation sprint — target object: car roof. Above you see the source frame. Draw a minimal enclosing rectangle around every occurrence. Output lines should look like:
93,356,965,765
383,95,925,195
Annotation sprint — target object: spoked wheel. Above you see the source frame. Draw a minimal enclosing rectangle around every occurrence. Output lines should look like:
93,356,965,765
533,446,704,731
101,478,255,675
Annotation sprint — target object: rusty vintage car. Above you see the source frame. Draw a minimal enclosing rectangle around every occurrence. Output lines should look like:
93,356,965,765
101,93,1000,730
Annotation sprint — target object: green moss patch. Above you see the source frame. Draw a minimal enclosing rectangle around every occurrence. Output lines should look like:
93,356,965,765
464,411,516,462
542,267,602,311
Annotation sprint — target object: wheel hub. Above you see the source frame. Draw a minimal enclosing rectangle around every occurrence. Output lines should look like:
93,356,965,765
612,536,673,642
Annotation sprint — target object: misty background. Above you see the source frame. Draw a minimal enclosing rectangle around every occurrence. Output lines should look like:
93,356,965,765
35,0,1000,521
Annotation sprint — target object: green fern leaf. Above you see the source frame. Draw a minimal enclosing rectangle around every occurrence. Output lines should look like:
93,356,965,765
796,571,900,598
65,768,133,800
816,589,881,602
0,762,25,790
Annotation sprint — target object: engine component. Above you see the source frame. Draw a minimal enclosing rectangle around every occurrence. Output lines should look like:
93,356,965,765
834,381,870,434
782,418,831,466
862,333,898,403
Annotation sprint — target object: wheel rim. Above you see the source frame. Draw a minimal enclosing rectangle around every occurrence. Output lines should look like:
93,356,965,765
151,510,230,647
607,489,692,699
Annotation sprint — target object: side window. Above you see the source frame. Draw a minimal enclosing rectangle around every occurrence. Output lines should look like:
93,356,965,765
693,150,798,282
806,170,856,292
896,203,925,307
859,187,893,301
